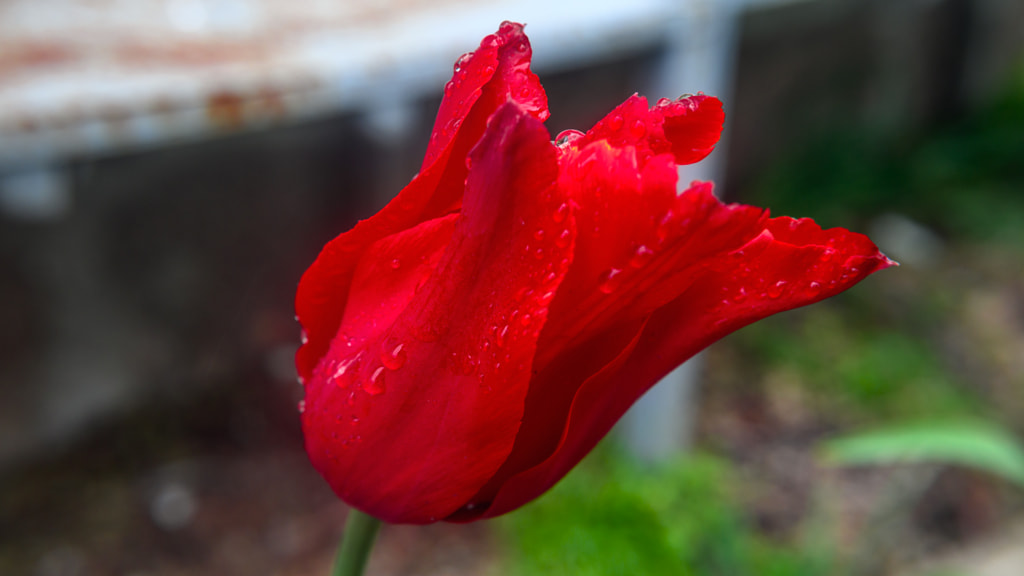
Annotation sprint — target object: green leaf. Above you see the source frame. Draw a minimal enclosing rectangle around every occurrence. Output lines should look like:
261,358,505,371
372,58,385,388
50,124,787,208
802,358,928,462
820,421,1024,487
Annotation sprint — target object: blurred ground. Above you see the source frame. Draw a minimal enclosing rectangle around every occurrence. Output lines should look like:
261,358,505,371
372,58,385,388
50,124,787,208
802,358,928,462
908,521,1024,576
0,382,503,576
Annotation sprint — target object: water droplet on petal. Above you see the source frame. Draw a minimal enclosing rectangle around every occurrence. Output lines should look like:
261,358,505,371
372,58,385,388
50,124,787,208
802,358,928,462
463,354,477,375
364,367,386,395
390,258,401,270
454,53,472,73
768,280,787,298
553,202,569,223
533,228,545,241
538,291,555,305
732,287,747,302
597,268,623,294
808,281,822,294
629,119,646,139
608,114,624,131
380,341,407,370
656,211,677,243
630,245,654,268
496,324,510,348
334,355,362,386
556,229,571,248
520,313,532,326
534,247,545,259
555,129,584,146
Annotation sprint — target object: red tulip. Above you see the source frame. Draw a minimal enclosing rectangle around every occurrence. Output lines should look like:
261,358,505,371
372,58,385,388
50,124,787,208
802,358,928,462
295,22,894,524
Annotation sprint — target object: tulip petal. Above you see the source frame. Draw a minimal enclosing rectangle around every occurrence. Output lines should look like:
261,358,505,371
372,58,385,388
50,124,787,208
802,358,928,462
478,320,648,519
567,94,724,166
481,209,893,519
451,314,647,522
298,23,895,525
422,20,549,170
295,167,448,383
539,147,764,365
654,94,727,165
458,150,766,518
295,22,549,383
303,103,574,524
461,177,765,519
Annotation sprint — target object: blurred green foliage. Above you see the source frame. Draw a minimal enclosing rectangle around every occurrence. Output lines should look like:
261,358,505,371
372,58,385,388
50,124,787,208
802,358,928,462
737,309,979,422
749,64,1024,247
500,447,830,576
822,421,1024,487
735,63,1024,425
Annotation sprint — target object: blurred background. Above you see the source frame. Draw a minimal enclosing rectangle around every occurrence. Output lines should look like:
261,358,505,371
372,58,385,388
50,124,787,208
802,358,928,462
1,0,1023,574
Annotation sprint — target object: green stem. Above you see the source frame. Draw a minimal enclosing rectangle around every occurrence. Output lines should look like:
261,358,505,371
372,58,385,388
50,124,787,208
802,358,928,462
332,508,382,576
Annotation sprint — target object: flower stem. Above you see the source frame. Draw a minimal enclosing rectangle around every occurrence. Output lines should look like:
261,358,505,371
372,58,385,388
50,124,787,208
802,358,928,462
332,508,381,576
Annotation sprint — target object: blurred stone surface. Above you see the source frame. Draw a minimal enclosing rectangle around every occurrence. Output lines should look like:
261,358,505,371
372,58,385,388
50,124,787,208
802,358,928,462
906,520,1024,576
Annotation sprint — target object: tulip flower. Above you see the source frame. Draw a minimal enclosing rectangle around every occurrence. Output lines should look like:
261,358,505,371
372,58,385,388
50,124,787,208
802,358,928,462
294,21,893,573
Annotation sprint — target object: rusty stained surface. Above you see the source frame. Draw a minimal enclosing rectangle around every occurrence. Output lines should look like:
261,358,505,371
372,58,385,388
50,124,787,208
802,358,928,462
0,0,480,164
